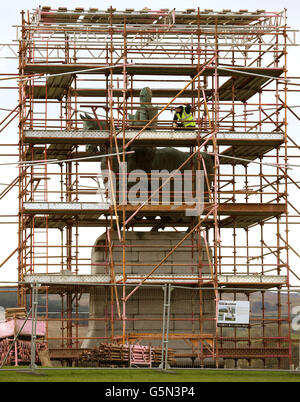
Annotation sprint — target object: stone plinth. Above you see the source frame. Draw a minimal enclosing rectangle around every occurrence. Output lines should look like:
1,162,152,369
82,231,216,366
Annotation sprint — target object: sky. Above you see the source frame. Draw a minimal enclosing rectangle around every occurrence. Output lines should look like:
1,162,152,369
0,0,299,286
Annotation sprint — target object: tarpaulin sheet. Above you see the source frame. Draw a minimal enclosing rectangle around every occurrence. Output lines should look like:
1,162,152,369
0,319,46,339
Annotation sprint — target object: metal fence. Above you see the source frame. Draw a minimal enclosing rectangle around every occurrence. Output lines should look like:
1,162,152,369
0,281,297,371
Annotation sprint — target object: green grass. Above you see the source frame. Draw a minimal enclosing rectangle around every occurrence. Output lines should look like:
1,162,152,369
1,368,300,382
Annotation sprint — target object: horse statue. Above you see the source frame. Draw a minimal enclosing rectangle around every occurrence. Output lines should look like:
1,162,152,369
80,88,214,228
128,87,158,128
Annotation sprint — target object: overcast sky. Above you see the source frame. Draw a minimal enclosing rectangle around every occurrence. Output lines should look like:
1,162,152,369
0,1,299,286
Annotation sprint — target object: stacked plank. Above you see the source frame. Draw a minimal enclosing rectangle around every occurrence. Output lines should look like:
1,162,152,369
0,338,47,365
129,344,152,367
99,343,129,364
0,338,12,364
79,348,102,363
80,343,129,365
79,343,176,367
152,347,176,366
5,307,27,320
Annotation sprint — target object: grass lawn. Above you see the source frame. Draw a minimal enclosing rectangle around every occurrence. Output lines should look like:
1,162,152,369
0,368,300,382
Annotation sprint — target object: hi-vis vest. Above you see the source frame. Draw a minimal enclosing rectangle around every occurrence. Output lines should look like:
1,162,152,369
176,107,195,127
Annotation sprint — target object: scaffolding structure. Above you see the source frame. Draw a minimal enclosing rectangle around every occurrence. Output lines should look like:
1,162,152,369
1,6,299,367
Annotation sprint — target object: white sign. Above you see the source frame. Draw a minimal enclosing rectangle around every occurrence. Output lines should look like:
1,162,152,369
217,301,250,327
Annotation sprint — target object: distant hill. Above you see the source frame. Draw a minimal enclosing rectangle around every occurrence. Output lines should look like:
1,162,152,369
213,290,300,316
0,286,299,318
0,287,89,319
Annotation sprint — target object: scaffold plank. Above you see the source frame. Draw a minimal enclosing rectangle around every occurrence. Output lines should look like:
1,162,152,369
22,202,285,229
21,217,273,229
23,202,285,216
23,130,284,148
30,74,73,101
194,348,289,358
23,63,284,78
29,77,270,102
23,273,287,289
38,8,271,26
30,87,211,100
23,201,109,214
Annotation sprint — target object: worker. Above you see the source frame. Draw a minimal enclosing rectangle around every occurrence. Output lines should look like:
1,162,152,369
173,103,196,128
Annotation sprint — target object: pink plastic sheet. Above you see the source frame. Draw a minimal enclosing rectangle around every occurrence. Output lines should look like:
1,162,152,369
0,319,46,339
